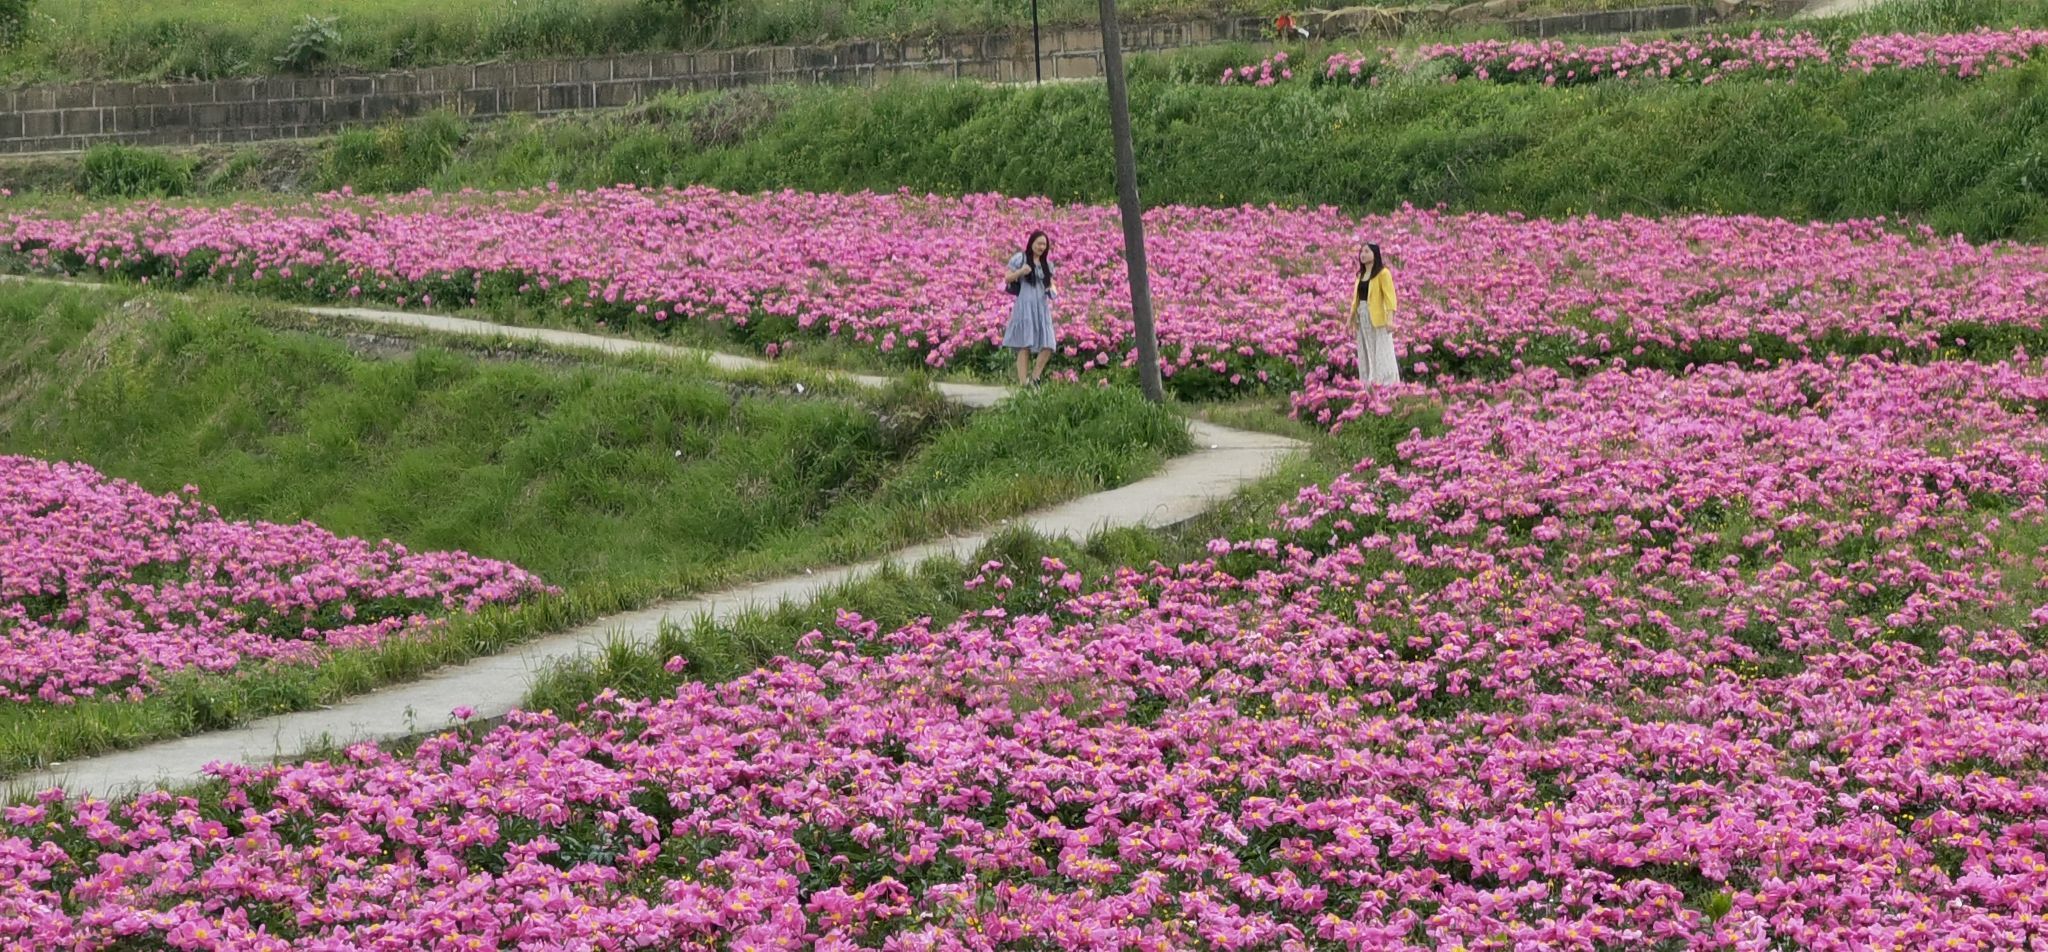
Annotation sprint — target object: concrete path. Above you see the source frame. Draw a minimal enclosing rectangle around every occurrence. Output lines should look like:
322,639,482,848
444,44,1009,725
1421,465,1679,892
1795,0,1886,18
11,298,1303,799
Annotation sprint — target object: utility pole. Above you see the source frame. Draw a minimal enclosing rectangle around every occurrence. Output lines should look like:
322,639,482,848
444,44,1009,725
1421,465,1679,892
1094,0,1165,403
1032,0,1043,84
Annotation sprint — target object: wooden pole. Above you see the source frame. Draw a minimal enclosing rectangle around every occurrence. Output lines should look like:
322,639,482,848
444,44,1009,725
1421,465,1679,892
1032,0,1043,84
1095,0,1165,403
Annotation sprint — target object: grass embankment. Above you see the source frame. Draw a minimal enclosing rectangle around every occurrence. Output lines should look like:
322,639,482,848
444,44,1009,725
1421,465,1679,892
527,389,1425,712
1,0,1273,83
0,280,1191,774
0,0,1699,85
10,12,2044,242
389,62,2048,243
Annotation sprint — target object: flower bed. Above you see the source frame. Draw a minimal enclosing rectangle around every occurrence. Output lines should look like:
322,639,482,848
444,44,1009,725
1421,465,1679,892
1220,28,2048,88
6,189,2045,399
7,357,2047,946
0,456,553,704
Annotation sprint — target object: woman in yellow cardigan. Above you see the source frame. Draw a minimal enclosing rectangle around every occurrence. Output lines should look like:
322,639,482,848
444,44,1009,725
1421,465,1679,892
1351,242,1400,385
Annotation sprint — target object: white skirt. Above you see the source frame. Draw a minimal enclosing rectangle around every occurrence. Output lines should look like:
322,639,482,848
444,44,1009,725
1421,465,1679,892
1356,314,1401,386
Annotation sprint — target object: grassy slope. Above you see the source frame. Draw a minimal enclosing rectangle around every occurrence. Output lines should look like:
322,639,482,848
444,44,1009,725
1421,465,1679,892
527,392,1426,710
0,0,1691,84
0,0,1281,83
12,36,2043,243
0,281,1191,773
580,61,2048,243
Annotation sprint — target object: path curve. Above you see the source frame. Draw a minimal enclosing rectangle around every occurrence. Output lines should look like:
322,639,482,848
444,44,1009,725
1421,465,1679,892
1795,0,1885,18
10,298,1304,798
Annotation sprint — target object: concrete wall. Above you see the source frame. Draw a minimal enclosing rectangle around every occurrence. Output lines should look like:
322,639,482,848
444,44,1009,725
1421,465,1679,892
1509,3,1702,36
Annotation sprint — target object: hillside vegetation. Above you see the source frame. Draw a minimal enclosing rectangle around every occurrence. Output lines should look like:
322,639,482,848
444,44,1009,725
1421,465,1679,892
8,50,2036,242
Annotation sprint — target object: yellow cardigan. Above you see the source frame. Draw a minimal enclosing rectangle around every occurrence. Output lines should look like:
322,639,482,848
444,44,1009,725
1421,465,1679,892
1350,268,1398,329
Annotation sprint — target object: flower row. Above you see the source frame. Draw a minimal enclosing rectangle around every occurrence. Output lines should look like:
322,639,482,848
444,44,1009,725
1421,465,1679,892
5,188,2044,397
0,456,553,705
7,356,2048,947
1219,27,2048,87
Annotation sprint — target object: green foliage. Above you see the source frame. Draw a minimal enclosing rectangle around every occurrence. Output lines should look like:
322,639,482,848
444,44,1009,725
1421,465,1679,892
304,60,2039,242
275,14,339,72
637,0,730,21
76,144,192,198
0,0,1273,83
315,108,467,192
16,7,2048,240
0,0,30,50
6,0,2046,83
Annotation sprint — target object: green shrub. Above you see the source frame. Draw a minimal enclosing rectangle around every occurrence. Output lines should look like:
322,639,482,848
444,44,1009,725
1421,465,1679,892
275,15,340,73
639,0,732,19
77,144,193,198
315,109,466,192
0,0,30,51
602,132,680,186
688,87,786,149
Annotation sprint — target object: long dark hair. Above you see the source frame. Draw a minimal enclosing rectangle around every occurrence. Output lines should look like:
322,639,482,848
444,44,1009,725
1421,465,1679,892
1356,242,1385,281
1021,231,1054,286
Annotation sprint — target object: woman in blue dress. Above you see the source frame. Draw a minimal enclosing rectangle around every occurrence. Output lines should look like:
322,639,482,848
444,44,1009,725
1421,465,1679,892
1001,230,1056,387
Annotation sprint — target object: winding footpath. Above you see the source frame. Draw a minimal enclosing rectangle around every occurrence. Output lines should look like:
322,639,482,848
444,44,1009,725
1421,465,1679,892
6,292,1304,798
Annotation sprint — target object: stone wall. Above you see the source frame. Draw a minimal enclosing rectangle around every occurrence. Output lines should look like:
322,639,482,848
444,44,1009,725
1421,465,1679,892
1509,0,1806,35
1509,3,1701,36
0,5,1733,156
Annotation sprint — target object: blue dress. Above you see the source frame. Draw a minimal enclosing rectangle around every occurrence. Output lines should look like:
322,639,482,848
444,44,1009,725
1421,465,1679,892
1002,252,1056,351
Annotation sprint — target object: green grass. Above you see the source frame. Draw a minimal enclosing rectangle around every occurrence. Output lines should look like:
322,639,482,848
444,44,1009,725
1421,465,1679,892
1808,0,2047,37
0,0,1720,84
0,280,1191,774
0,0,1296,83
10,14,2046,242
526,392,1432,710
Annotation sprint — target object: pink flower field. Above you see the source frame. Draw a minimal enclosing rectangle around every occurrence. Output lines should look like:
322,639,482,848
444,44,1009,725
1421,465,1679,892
0,456,553,705
5,188,2046,396
7,356,2048,948
1216,27,2048,88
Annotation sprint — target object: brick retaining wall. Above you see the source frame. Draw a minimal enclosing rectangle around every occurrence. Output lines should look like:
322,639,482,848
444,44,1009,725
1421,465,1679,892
0,5,1726,155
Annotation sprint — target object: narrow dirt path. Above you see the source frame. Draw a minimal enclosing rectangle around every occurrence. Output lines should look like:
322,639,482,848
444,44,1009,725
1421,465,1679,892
10,298,1305,798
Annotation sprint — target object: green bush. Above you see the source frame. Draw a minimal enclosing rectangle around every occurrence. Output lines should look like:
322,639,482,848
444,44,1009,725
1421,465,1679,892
638,0,731,20
275,15,340,73
315,108,467,192
602,132,680,187
77,144,193,198
0,0,30,51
